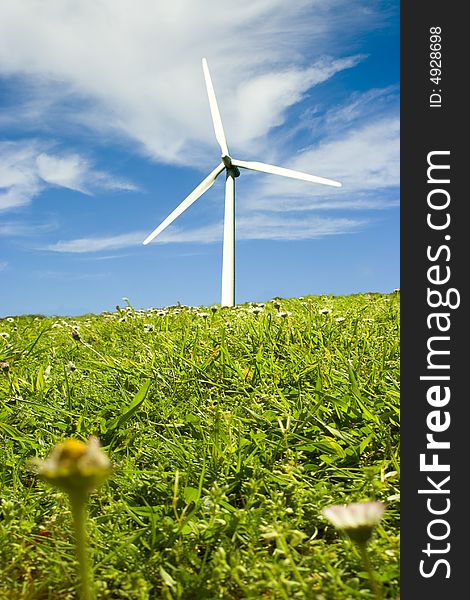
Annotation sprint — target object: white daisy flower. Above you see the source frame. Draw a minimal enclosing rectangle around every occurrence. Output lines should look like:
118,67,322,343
322,501,385,544
31,437,111,496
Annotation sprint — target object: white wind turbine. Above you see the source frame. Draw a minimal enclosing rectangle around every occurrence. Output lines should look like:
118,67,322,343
143,58,342,307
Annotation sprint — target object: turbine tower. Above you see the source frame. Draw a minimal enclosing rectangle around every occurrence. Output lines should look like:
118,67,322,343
143,58,342,307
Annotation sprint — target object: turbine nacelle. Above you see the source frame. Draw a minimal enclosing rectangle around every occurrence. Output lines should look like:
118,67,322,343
221,154,240,177
143,58,342,306
221,155,232,168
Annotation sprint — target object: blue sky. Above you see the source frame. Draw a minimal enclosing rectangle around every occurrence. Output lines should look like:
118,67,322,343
0,0,399,316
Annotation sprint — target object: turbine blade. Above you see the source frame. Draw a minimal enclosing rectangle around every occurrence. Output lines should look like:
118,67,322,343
143,163,225,245
231,159,342,188
202,58,229,157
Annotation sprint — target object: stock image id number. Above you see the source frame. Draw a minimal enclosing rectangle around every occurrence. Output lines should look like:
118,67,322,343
429,26,442,108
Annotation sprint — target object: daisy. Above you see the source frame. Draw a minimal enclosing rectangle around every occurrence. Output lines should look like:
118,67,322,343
322,501,385,599
321,501,385,544
31,436,111,496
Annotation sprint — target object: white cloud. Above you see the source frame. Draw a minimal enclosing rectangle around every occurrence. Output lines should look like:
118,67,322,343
0,141,137,211
36,153,91,194
245,116,399,213
0,141,43,211
227,55,364,149
322,85,400,131
36,152,138,194
294,117,399,190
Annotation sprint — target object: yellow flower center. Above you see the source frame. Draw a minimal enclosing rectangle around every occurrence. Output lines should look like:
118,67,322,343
58,439,88,460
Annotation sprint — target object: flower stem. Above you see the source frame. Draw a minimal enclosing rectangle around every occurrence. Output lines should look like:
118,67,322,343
358,542,382,600
70,494,94,600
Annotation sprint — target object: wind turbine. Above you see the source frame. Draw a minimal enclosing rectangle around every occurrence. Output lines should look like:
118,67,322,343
143,58,342,307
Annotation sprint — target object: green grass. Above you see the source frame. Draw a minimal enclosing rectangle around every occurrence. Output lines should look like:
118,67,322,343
0,292,400,599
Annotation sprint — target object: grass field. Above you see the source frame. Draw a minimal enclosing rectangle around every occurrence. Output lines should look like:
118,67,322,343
0,292,400,599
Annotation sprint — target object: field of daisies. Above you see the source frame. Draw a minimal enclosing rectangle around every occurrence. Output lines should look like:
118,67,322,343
0,292,400,599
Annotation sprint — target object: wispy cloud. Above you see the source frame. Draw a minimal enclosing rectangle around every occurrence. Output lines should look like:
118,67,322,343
0,140,137,211
322,85,400,132
44,209,368,253
294,117,399,191
43,225,223,253
44,232,147,253
240,115,399,214
236,213,368,240
0,220,58,237
227,55,365,150
36,153,92,194
0,141,43,211
36,152,138,194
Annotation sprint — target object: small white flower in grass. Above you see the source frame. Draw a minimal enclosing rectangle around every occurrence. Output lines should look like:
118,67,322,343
335,317,346,323
319,308,331,315
31,436,112,497
143,323,154,333
322,501,385,545
0,332,10,339
276,311,292,318
196,312,209,318
6,317,15,323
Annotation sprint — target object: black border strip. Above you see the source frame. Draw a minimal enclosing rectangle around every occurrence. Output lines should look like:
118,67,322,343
401,4,465,597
